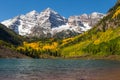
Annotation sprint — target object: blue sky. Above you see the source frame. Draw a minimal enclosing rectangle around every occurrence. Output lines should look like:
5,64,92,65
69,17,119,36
0,0,117,22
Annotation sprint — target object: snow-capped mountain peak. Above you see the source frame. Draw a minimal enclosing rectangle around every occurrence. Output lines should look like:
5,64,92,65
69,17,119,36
90,12,105,18
38,8,67,28
26,10,39,17
43,8,58,14
1,8,105,38
39,8,58,18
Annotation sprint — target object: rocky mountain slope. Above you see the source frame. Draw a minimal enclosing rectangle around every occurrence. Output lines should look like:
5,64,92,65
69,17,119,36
60,0,120,58
1,8,105,38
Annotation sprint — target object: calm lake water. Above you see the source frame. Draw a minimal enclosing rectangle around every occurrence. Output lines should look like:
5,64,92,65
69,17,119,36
0,59,120,80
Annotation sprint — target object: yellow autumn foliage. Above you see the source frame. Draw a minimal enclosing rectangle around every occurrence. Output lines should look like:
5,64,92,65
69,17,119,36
17,41,59,53
61,38,74,46
94,39,100,45
23,41,40,50
17,46,25,51
43,42,58,51
92,29,113,45
112,6,120,18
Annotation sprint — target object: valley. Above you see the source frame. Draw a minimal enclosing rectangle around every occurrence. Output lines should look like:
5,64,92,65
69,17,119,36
0,0,120,60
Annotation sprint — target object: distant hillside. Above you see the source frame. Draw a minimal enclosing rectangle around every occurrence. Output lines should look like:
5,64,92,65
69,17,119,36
60,0,120,58
0,23,22,45
0,23,30,58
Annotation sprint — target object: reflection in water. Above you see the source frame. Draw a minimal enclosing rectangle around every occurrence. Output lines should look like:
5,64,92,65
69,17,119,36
0,59,120,80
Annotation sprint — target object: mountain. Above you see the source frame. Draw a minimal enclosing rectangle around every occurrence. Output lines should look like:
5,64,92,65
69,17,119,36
60,0,120,58
1,8,104,38
13,0,120,59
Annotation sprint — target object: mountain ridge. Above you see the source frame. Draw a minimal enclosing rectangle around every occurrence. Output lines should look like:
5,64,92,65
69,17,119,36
1,8,105,38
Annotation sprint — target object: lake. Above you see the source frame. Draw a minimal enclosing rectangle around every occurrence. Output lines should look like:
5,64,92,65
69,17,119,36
0,59,120,80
